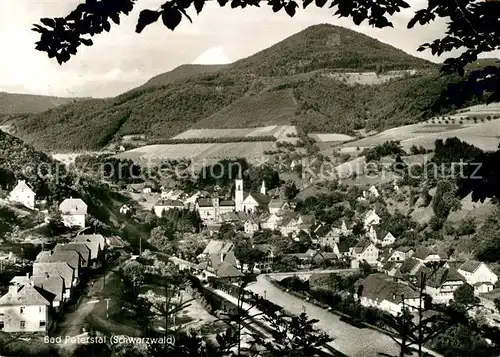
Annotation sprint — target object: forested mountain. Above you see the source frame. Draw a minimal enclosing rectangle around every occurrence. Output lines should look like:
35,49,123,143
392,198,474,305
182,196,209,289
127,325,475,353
4,24,475,152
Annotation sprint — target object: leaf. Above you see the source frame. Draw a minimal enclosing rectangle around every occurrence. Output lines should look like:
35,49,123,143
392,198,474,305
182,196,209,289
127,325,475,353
315,0,327,7
136,9,161,33
40,18,56,28
285,1,297,16
178,8,192,23
162,7,182,30
103,20,111,32
80,38,93,46
110,13,120,25
194,0,205,13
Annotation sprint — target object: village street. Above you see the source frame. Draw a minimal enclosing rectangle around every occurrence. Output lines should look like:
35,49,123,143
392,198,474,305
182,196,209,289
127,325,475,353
247,275,442,357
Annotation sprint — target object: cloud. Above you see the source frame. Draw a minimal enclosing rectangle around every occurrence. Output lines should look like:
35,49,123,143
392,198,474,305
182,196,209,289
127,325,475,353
192,46,231,64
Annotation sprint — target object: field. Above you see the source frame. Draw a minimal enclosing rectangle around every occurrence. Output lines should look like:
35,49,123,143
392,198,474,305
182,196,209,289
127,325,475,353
321,69,418,85
342,116,500,152
114,141,276,166
308,133,355,142
173,125,298,142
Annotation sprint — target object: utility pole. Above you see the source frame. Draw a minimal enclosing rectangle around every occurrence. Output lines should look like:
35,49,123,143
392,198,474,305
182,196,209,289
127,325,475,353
139,236,142,255
105,298,111,319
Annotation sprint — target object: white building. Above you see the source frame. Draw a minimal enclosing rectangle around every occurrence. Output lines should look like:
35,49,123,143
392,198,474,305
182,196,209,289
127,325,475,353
351,240,379,265
8,180,35,210
244,217,260,235
241,181,271,214
153,199,185,217
59,198,87,228
458,260,498,293
381,232,396,247
361,210,381,230
261,213,282,231
354,274,420,316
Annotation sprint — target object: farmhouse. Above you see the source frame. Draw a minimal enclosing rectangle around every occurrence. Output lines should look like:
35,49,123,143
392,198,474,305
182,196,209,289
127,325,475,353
422,267,464,304
381,232,396,247
32,262,76,300
73,234,106,269
412,247,448,263
457,260,498,293
260,213,282,230
59,197,87,228
8,180,36,210
387,247,414,261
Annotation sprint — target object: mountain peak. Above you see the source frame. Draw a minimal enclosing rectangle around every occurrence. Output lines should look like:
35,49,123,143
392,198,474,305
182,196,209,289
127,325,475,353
229,24,435,76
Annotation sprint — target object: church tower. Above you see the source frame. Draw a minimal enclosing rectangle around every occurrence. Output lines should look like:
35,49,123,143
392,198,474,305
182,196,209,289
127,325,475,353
260,180,266,195
235,177,244,212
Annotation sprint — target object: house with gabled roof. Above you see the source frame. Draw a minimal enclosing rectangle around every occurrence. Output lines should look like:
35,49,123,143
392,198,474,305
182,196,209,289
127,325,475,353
420,267,465,304
280,214,299,237
381,232,396,247
398,258,424,276
458,260,498,293
39,250,82,280
33,262,75,300
269,198,288,214
382,260,403,277
0,283,53,333
412,247,448,263
350,239,379,265
354,273,420,316
30,275,65,310
244,216,260,235
54,243,91,269
59,197,87,228
387,246,414,262
8,180,36,210
73,234,106,269
260,212,282,231
153,199,185,217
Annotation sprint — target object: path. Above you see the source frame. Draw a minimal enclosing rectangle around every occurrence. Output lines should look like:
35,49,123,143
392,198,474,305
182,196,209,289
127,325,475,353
247,275,441,357
55,257,129,339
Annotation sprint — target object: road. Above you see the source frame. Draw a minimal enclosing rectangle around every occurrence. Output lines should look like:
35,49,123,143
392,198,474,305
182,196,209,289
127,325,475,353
247,275,441,357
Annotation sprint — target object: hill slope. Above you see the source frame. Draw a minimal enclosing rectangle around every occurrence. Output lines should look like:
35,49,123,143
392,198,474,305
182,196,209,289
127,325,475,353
0,92,83,114
141,64,229,87
8,24,464,152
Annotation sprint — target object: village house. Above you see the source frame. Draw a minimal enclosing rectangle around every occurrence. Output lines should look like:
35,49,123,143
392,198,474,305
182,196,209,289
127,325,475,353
33,262,76,300
421,267,465,304
398,258,424,276
253,244,275,271
387,247,414,262
412,247,448,263
260,212,282,231
244,216,260,235
268,198,289,214
361,209,381,230
457,260,498,293
119,204,131,215
0,283,53,333
54,242,91,270
350,240,379,265
381,232,396,247
368,185,380,198
382,261,403,277
280,215,299,237
73,234,106,269
38,249,82,282
153,199,185,217
8,180,36,210
367,226,378,244
30,275,65,311
59,197,87,228
354,273,420,316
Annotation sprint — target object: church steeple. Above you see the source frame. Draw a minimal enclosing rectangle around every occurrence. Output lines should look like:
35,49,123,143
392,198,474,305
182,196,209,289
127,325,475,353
260,180,266,195
235,177,244,212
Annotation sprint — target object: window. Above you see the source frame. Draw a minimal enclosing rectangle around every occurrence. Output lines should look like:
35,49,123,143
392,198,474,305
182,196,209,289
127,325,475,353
39,306,44,313
20,307,25,314
0,321,4,329
20,321,26,329
39,320,46,327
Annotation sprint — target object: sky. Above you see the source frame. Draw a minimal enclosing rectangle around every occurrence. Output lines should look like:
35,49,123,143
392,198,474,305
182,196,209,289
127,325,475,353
0,0,497,98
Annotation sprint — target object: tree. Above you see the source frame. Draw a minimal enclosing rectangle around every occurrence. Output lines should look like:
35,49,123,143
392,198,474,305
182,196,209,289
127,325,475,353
256,312,333,356
284,181,299,200
453,284,479,306
121,261,146,288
